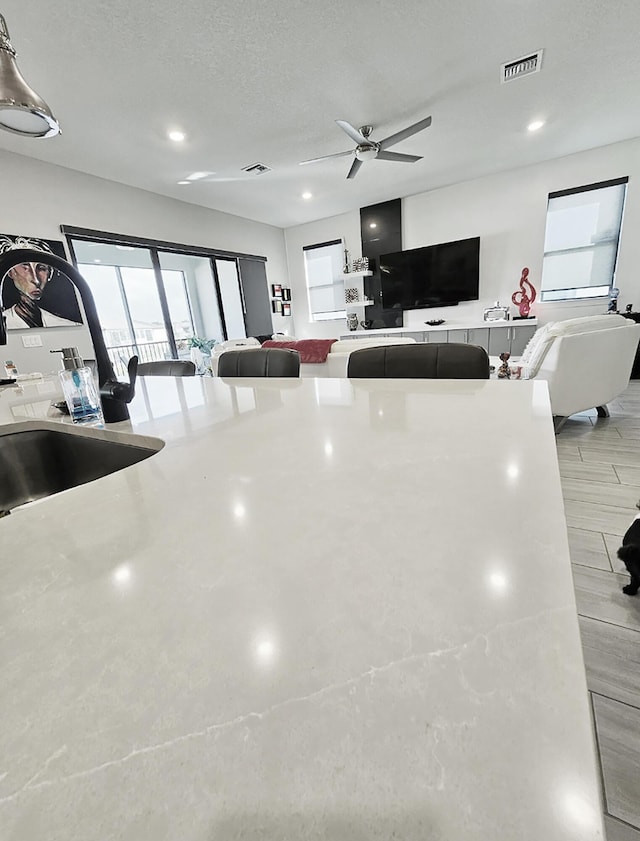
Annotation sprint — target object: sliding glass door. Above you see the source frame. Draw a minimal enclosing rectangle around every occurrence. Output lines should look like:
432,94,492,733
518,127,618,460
68,232,271,375
157,251,226,349
72,241,229,376
73,243,170,375
214,258,246,339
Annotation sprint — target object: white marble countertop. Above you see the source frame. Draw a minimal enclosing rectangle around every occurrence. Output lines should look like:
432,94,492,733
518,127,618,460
0,375,603,840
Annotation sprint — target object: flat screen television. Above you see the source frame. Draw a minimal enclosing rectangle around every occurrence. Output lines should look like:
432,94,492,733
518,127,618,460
379,237,480,311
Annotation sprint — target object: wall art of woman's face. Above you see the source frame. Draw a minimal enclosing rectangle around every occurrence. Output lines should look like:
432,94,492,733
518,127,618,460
8,261,54,301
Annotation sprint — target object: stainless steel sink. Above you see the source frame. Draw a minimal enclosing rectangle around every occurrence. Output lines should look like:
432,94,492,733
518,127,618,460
0,424,164,515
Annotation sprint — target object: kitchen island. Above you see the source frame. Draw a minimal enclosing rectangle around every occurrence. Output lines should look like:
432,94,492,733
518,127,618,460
0,375,604,840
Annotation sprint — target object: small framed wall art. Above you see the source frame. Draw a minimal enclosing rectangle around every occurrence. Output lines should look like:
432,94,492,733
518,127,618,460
272,299,283,314
271,284,283,299
282,287,291,301
282,302,291,316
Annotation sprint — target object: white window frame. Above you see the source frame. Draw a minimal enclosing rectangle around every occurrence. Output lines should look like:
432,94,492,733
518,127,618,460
303,239,346,322
540,177,628,302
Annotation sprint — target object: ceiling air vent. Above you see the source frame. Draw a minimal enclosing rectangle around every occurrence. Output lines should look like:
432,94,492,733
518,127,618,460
501,50,543,83
241,162,272,175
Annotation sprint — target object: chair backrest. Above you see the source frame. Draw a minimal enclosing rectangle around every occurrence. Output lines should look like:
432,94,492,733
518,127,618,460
536,321,640,417
518,314,631,378
137,360,196,377
347,342,490,379
218,348,300,377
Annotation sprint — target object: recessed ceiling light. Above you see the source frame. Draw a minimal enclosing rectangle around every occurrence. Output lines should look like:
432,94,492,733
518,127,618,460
186,171,214,181
177,180,190,185
369,222,377,229
527,120,545,132
302,191,312,200
168,130,186,142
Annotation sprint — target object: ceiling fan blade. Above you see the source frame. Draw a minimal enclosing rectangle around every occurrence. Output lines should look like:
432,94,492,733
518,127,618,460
375,150,423,163
346,157,363,179
299,150,352,166
336,119,371,146
378,116,432,151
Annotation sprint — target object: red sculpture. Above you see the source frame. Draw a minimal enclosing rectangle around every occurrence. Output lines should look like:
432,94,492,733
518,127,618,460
512,267,537,318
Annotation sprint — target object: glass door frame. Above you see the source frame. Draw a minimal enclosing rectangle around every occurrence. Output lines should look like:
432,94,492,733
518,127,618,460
210,255,246,340
149,249,178,358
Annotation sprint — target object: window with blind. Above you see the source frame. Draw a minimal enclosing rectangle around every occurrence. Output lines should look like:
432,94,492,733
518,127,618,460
303,239,346,321
540,178,628,302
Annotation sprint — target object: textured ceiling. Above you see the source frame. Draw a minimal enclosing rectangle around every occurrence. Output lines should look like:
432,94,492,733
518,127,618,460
2,0,640,228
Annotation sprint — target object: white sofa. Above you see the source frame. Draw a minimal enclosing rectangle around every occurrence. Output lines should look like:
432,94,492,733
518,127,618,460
503,314,640,430
211,336,417,378
299,336,417,378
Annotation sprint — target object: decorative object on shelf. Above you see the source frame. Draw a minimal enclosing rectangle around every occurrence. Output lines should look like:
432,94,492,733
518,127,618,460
282,302,292,316
425,319,445,326
360,320,373,329
345,287,359,303
282,287,291,301
271,284,283,298
608,287,620,313
483,301,510,322
344,248,350,274
347,313,359,331
626,303,634,313
272,299,283,315
511,267,537,319
351,257,369,273
497,351,511,379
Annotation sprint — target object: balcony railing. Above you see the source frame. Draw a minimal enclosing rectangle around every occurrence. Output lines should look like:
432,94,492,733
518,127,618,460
106,341,173,378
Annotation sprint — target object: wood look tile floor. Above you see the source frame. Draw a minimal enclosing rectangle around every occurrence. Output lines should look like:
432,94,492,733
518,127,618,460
558,383,640,840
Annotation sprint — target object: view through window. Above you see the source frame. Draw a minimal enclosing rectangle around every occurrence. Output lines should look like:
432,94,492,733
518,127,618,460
303,240,346,321
70,239,231,377
79,263,195,373
540,178,628,302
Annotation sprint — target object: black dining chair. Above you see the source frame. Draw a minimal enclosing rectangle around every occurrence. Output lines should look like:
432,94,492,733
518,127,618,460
217,348,300,377
137,360,196,377
347,343,490,379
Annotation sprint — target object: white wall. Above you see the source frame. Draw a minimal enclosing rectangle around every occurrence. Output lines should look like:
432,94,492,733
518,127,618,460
0,149,288,373
284,136,640,337
284,211,362,338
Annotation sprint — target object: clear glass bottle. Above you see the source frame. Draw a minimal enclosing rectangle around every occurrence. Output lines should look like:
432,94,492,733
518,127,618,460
59,366,103,424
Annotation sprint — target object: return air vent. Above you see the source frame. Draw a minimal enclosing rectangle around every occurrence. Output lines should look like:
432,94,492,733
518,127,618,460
501,50,543,83
241,162,272,175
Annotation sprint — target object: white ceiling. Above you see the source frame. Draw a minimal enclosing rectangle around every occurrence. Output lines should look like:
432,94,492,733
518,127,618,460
2,0,640,229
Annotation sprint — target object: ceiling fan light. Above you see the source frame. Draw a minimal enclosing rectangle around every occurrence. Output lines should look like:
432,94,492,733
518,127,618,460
0,15,60,138
355,145,378,162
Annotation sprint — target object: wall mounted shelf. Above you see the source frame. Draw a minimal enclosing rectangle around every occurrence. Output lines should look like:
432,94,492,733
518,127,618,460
339,270,373,279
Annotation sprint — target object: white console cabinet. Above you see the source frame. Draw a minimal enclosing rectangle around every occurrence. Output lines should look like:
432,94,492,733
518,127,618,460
340,319,537,357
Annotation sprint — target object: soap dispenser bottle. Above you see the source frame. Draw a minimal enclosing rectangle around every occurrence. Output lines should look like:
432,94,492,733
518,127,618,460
55,347,103,424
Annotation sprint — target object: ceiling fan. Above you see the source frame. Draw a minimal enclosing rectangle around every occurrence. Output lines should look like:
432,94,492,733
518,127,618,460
300,116,432,179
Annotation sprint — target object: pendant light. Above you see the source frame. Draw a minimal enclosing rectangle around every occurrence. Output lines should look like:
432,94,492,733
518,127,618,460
0,13,60,138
